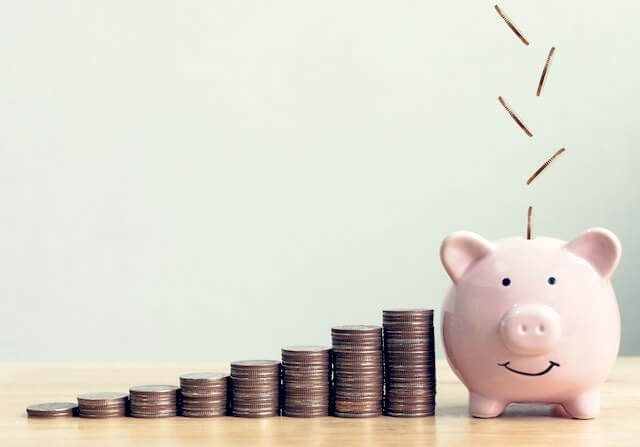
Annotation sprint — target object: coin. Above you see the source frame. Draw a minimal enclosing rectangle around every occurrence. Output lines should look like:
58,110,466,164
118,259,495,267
230,360,280,418
76,392,128,407
26,402,77,418
129,384,179,418
282,345,331,354
129,385,178,394
331,324,383,418
281,346,331,418
498,96,533,137
494,4,529,46
178,372,229,418
383,308,436,417
231,360,281,368
180,372,227,381
76,391,128,418
331,325,381,333
536,47,556,96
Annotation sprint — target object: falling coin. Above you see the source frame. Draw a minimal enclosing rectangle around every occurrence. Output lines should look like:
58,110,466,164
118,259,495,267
498,96,533,137
537,47,556,96
494,4,529,46
526,148,566,185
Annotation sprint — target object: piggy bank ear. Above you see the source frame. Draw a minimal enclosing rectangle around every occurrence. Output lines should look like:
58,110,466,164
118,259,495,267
440,232,495,283
565,228,621,279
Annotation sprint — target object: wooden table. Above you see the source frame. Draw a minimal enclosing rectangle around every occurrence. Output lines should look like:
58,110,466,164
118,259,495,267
2,358,639,446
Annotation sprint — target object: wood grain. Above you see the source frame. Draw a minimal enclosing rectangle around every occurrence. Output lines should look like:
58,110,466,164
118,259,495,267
1,358,639,446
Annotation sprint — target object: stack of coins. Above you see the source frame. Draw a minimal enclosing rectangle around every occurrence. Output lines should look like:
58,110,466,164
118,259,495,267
26,402,77,418
383,309,436,417
179,372,229,417
230,360,281,418
77,392,128,418
331,325,384,418
281,345,332,417
129,385,179,418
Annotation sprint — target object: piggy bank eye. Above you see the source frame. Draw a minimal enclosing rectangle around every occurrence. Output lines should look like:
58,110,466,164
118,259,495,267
501,278,511,286
548,276,556,285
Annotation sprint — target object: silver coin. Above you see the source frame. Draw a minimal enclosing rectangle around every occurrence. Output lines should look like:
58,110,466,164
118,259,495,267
180,372,228,381
130,385,179,393
77,392,128,401
231,360,280,367
281,345,331,353
27,402,77,413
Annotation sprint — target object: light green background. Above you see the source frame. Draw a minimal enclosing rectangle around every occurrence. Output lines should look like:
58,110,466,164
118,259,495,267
1,1,638,360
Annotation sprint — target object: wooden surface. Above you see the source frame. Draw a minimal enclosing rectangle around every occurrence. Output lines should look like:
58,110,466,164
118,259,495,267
1,358,639,446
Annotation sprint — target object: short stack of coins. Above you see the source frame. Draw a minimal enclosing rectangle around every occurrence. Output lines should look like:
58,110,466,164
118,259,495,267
77,392,128,418
331,325,384,418
26,402,77,418
179,372,229,417
129,385,179,418
281,345,332,417
230,360,281,418
383,309,436,417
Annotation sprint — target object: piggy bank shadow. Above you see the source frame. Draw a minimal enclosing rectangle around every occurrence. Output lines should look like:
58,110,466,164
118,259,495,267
437,403,571,419
501,403,569,418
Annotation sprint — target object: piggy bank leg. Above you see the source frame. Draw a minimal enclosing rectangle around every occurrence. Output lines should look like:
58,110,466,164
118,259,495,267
469,392,506,418
561,389,600,419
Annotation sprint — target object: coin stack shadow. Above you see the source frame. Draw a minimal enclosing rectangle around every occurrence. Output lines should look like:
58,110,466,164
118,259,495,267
281,345,332,417
383,309,436,417
77,392,128,418
27,402,77,418
129,385,179,418
230,360,281,417
179,372,229,417
331,325,384,418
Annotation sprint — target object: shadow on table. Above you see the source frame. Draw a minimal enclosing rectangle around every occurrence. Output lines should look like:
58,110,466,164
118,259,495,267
437,403,573,419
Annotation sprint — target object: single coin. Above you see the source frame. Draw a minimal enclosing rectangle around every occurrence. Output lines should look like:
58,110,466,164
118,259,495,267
333,410,382,418
77,392,128,402
282,345,331,353
385,410,434,417
498,96,533,137
78,413,125,419
26,402,77,418
331,325,381,332
537,47,556,96
130,413,176,418
130,385,179,393
231,360,280,368
526,147,566,185
181,410,226,417
180,372,228,381
494,4,529,45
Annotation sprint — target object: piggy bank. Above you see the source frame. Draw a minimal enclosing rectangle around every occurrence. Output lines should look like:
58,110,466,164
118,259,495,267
440,228,621,419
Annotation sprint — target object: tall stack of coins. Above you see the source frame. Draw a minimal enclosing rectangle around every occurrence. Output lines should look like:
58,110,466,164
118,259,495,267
26,402,77,418
281,345,332,417
383,309,436,417
179,372,229,417
230,360,281,418
77,392,128,418
331,325,383,418
129,385,179,418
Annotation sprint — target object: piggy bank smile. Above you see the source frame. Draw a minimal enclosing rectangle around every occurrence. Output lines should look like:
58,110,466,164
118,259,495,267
440,228,621,419
498,360,560,376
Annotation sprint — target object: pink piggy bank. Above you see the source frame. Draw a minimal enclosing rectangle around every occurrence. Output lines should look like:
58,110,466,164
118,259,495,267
440,228,621,419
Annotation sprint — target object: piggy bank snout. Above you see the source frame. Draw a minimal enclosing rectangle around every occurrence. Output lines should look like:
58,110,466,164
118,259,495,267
499,304,561,356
